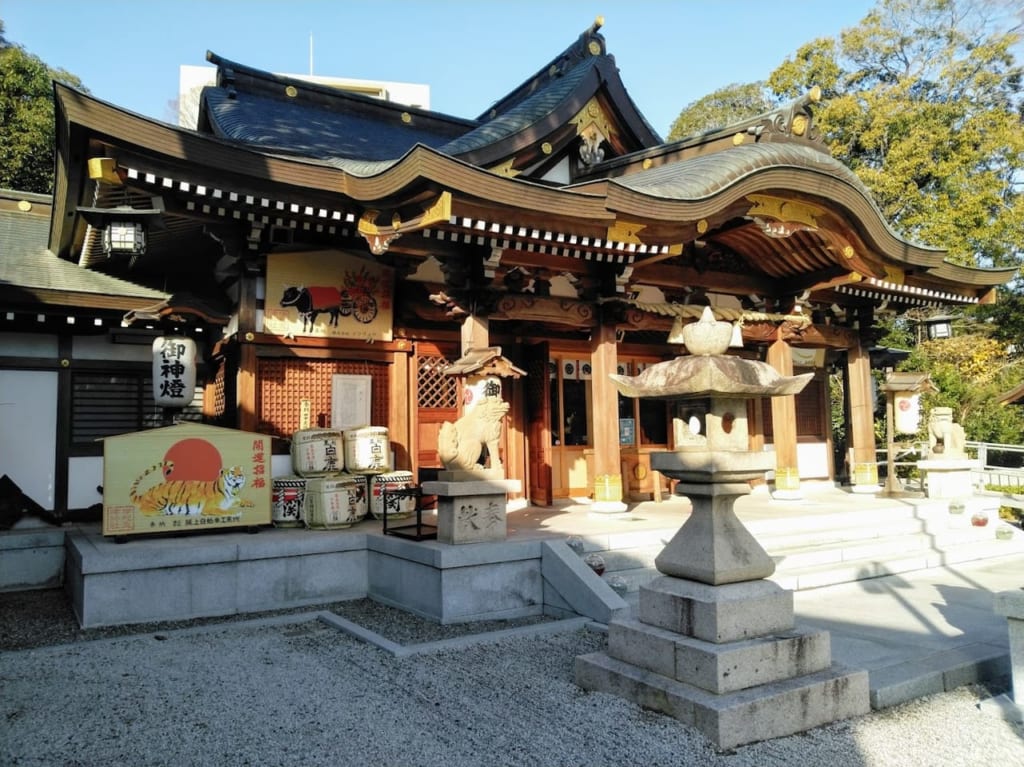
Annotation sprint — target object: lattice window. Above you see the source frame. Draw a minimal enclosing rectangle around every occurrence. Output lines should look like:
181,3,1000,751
70,370,202,453
257,358,389,439
417,353,457,409
210,360,226,418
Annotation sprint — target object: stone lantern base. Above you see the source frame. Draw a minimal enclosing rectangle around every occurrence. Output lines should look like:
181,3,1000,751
576,458,870,750
575,572,870,750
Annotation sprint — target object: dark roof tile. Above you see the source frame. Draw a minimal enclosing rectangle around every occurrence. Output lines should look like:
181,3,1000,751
0,193,168,302
203,89,457,162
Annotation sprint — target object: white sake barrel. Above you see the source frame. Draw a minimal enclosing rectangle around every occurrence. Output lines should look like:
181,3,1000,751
303,475,367,529
343,427,391,474
271,476,307,528
369,471,416,520
291,428,345,477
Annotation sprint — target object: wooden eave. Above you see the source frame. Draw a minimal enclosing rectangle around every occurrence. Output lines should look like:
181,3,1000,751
0,284,167,312
52,86,622,259
926,261,1017,289
50,88,1012,311
597,168,944,269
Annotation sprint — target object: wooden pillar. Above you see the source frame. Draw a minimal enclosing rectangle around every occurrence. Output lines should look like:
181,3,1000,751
589,322,625,511
846,339,880,492
767,336,800,496
389,340,414,471
238,343,258,433
747,397,766,488
236,267,260,433
461,314,488,356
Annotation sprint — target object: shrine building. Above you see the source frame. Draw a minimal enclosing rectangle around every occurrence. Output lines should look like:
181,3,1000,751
7,18,1014,515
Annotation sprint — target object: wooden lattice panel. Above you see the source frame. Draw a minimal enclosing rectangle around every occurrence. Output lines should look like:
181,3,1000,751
762,376,825,439
258,358,389,439
211,360,226,417
417,353,457,409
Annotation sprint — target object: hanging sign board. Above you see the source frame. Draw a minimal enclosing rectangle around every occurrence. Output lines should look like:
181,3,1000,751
101,423,271,537
263,250,394,341
152,336,197,407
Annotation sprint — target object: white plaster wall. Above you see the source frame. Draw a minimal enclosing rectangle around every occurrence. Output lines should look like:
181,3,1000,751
0,370,58,508
764,441,831,480
1,332,57,356
73,335,156,361
797,442,830,479
68,456,104,510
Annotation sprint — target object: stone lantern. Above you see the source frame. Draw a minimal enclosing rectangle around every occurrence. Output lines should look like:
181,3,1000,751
575,306,870,749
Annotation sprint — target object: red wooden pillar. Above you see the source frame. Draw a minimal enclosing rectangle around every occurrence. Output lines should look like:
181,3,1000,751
846,339,880,491
589,322,625,511
767,336,800,497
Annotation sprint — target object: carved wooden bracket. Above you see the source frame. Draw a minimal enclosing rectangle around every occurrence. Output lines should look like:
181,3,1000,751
357,191,451,255
493,294,597,328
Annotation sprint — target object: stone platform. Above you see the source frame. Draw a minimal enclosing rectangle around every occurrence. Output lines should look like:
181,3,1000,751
576,573,870,749
62,523,624,629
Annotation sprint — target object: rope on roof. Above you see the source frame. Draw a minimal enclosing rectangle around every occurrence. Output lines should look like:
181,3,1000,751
602,298,812,328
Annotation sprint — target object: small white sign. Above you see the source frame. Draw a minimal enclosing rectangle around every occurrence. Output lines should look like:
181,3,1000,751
331,374,372,430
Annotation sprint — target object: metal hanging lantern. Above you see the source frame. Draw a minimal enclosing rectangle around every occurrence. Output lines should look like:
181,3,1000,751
77,197,165,258
103,219,148,255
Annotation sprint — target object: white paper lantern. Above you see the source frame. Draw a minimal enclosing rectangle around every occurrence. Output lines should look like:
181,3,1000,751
893,392,921,435
152,336,197,408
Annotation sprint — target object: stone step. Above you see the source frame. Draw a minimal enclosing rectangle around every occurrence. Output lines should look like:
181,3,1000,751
751,514,935,550
767,524,1003,571
742,505,929,540
580,509,1024,593
770,540,1024,591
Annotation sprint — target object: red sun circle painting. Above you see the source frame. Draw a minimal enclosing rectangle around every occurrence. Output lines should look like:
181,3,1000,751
162,438,223,481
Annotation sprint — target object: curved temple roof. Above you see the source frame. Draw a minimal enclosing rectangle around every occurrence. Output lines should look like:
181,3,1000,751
45,19,1013,316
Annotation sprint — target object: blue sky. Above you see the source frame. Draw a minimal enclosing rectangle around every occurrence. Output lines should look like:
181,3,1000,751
3,0,877,136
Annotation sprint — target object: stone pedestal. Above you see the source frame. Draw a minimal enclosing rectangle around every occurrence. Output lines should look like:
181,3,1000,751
575,574,870,750
421,479,521,545
577,447,870,750
590,316,869,748
917,459,979,499
980,590,1024,723
654,484,775,585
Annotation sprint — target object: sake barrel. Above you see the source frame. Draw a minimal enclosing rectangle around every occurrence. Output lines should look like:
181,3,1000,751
291,428,345,477
369,471,416,520
271,475,307,528
343,427,391,474
303,474,368,529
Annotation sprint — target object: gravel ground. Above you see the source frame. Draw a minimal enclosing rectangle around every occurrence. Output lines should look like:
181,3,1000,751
0,589,555,651
2,589,1023,766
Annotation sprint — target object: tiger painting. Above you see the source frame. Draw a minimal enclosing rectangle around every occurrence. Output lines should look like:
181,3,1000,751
129,461,254,516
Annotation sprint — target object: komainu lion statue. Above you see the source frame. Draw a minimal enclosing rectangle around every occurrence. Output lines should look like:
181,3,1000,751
927,406,967,459
438,396,510,473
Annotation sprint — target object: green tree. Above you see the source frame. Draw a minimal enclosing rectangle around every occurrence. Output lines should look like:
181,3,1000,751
667,82,778,141
974,282,1024,355
0,20,86,194
767,0,1024,269
900,335,1024,443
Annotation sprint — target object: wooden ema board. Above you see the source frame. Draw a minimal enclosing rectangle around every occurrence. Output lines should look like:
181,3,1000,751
102,423,271,536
